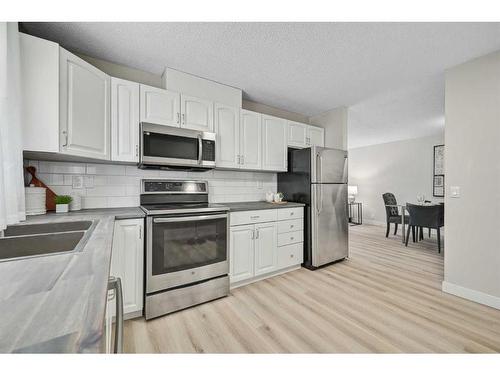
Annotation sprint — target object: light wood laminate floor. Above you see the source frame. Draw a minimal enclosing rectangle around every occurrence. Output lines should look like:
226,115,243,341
124,224,500,353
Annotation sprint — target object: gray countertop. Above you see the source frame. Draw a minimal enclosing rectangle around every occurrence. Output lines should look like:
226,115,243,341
0,207,144,353
224,201,305,212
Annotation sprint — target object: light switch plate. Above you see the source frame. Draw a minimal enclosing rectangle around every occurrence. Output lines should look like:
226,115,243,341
450,186,460,198
72,176,84,189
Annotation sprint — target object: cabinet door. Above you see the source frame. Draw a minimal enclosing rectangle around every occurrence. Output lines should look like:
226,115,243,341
254,222,278,276
230,225,255,283
215,103,240,168
307,126,325,147
181,94,214,132
111,77,140,162
110,219,144,316
288,121,307,148
140,84,180,127
262,115,287,171
59,48,110,160
240,110,262,170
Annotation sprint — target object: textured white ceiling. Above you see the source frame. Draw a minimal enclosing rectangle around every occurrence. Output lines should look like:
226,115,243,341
21,22,500,146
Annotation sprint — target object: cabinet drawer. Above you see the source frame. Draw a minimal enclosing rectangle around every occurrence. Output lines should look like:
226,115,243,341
278,230,303,247
230,209,277,226
277,219,303,234
277,243,303,268
277,207,303,221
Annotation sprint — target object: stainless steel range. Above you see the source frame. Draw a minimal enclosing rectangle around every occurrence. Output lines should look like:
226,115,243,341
140,179,230,320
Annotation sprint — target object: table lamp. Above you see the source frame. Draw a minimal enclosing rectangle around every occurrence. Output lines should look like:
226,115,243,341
348,185,358,203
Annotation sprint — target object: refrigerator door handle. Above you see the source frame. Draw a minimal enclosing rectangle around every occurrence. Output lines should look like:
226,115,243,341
316,152,322,183
316,184,322,214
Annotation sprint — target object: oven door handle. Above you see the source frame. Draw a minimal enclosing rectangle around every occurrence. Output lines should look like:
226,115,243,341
153,214,227,223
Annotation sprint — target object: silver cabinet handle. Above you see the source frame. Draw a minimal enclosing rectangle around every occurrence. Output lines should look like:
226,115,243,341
62,130,68,147
250,216,260,219
108,277,123,354
237,155,241,164
290,254,294,258
251,230,255,239
290,212,294,216
182,113,185,124
139,226,142,240
135,144,139,157
241,155,244,165
255,229,259,239
290,237,294,240
290,225,294,228
177,112,180,124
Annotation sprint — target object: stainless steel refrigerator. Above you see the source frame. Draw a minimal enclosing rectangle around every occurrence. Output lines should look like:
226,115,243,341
278,146,348,269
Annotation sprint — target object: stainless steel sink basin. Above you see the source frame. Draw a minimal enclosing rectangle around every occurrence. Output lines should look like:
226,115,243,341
0,232,85,260
0,220,97,261
3,220,92,237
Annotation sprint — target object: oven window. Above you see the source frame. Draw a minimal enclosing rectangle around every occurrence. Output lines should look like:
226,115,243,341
152,216,227,275
143,132,198,160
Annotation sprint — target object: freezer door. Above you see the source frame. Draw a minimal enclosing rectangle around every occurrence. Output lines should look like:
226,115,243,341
311,183,348,267
311,147,348,183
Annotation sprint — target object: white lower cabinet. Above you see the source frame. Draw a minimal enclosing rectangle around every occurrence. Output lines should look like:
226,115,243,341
229,207,303,288
110,218,144,318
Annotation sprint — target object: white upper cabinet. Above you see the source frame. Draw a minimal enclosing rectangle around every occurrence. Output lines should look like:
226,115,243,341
111,77,140,162
262,115,287,171
140,84,180,127
59,48,110,160
215,103,240,168
254,222,278,276
240,110,262,170
181,94,214,132
287,121,308,148
307,126,325,147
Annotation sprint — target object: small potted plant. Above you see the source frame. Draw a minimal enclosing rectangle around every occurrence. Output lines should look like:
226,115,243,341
55,195,72,213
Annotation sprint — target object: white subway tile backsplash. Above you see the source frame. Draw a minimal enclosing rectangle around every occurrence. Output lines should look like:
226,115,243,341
39,161,86,174
87,163,126,176
27,159,277,209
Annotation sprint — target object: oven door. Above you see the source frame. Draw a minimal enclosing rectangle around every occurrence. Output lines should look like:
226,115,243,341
140,123,216,168
146,212,229,293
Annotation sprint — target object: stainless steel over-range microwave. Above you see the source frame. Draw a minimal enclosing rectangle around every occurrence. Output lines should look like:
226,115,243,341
139,122,216,170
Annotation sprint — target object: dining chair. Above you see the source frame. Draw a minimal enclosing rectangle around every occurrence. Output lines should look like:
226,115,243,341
405,203,444,252
382,193,410,238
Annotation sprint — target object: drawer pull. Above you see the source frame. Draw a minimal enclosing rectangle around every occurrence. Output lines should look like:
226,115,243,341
290,237,294,240
250,216,260,219
290,225,294,228
290,212,294,216
290,254,294,258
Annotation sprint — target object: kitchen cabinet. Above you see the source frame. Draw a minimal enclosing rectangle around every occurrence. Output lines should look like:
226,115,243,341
59,48,111,160
229,207,303,288
140,84,180,127
229,225,255,283
287,121,308,148
262,115,287,171
215,103,240,168
240,110,262,170
181,94,214,132
110,219,144,318
307,126,325,147
287,121,325,148
253,222,278,276
111,77,140,162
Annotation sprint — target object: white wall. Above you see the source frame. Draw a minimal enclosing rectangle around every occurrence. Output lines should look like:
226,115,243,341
309,106,348,150
441,50,500,309
24,160,277,209
349,133,444,225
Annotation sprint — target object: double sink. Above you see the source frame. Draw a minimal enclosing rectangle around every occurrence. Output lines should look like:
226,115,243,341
0,220,97,261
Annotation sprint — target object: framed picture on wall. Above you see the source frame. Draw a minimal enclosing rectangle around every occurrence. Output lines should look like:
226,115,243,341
433,144,445,197
433,175,444,197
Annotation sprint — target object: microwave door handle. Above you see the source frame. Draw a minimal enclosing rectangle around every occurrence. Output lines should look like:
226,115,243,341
197,134,203,165
154,214,228,223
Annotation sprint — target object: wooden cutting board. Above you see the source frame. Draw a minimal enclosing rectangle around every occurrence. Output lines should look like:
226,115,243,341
25,166,57,211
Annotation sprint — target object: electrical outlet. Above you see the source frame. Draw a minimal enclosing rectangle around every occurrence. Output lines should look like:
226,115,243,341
450,186,460,198
72,176,84,189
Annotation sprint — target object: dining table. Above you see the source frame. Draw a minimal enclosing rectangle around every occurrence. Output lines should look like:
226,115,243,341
386,202,443,244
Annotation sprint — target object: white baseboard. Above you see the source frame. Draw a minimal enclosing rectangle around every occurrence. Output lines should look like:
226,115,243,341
359,219,385,227
442,281,500,310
